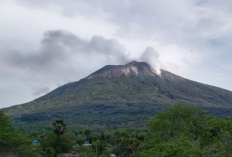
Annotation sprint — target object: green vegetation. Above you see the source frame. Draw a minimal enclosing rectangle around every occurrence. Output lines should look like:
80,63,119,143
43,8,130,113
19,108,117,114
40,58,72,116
2,104,232,156
12,103,166,135
5,65,232,131
0,110,41,157
140,104,232,156
2,62,232,156
40,133,73,156
53,119,66,156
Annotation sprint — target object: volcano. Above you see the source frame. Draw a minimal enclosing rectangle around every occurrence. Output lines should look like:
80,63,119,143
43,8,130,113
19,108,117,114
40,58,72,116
4,61,232,129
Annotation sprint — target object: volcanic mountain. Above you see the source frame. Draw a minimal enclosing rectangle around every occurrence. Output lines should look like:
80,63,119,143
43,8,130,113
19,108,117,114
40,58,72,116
4,61,232,130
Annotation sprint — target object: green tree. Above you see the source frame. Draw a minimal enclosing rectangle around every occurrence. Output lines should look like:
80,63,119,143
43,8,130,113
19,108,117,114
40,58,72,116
92,140,107,156
0,110,10,130
40,133,72,157
84,129,91,136
111,129,144,157
139,104,232,157
45,147,55,157
53,120,66,156
0,110,41,157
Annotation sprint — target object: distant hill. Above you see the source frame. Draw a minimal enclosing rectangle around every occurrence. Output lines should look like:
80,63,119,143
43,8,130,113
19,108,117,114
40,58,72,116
4,61,232,131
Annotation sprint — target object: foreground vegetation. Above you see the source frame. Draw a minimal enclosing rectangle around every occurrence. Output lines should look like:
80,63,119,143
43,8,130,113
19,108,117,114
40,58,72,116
0,110,41,156
1,104,232,157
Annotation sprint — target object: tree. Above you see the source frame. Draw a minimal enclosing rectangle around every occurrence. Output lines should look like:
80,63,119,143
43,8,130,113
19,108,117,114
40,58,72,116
0,110,41,157
0,110,10,130
40,133,72,157
92,140,107,156
112,129,144,157
45,147,55,157
138,104,232,157
84,129,91,136
53,120,66,156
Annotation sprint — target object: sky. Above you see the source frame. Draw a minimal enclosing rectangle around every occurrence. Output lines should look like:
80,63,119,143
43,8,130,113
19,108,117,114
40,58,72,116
1,0,232,108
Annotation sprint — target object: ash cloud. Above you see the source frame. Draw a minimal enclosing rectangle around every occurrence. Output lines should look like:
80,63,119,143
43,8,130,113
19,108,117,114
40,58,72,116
2,30,130,71
3,30,82,71
1,29,160,82
1,30,131,81
89,36,130,64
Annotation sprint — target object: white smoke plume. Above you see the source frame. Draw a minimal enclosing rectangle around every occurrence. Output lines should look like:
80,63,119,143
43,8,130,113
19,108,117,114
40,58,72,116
139,47,161,75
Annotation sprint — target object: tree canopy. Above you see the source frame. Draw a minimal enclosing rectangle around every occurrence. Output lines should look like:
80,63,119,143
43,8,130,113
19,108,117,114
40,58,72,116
2,104,232,157
139,104,232,157
0,110,41,157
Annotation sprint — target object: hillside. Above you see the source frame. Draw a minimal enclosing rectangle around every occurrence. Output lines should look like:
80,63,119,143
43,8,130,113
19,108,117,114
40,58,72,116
4,61,232,130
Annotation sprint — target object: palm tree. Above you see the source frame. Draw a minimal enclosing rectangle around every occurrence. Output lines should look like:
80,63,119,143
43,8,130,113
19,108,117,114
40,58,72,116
53,120,66,156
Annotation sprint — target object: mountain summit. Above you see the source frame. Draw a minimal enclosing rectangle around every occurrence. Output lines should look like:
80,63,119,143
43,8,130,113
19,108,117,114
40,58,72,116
88,61,159,78
4,61,232,129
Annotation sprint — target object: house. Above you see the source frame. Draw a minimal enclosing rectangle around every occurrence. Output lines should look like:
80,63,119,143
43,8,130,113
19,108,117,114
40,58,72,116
83,141,92,146
32,140,40,145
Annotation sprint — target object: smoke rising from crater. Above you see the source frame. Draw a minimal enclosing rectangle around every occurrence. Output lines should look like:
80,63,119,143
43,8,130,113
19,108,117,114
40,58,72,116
139,47,161,75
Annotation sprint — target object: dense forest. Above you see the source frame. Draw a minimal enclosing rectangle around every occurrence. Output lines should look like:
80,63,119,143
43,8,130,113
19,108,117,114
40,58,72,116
1,104,232,157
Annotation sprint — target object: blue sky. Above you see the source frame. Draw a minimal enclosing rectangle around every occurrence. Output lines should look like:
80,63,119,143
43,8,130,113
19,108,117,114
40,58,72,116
1,0,232,108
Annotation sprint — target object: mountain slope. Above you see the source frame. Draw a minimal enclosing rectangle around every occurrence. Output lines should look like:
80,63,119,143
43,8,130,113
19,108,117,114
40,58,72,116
4,61,232,130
